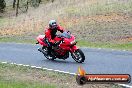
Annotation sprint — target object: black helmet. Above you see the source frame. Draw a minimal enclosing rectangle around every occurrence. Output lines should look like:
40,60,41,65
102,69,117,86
49,20,58,29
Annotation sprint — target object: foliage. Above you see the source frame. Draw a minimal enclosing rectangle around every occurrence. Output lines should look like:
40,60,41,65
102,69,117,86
0,0,6,12
30,0,41,7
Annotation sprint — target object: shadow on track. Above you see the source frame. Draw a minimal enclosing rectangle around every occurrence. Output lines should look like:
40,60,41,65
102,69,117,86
41,59,85,65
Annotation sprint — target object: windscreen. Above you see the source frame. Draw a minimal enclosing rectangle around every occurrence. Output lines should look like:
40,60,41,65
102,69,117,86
59,31,71,38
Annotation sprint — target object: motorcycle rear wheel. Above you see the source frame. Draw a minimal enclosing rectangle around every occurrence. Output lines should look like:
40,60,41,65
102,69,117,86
72,49,85,63
42,46,55,60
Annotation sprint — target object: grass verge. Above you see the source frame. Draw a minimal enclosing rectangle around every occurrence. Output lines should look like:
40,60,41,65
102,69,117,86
0,37,132,50
77,40,132,50
0,63,58,88
0,37,35,44
0,81,56,88
0,62,122,88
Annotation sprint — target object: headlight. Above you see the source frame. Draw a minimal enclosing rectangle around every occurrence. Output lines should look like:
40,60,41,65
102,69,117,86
70,40,76,44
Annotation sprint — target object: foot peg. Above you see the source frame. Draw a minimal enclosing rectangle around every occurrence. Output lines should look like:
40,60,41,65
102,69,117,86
38,48,42,52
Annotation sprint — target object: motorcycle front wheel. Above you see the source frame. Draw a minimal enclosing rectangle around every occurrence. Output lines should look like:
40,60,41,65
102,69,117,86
71,49,85,63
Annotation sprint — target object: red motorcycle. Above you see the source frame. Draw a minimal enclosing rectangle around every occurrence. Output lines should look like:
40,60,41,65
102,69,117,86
36,31,85,63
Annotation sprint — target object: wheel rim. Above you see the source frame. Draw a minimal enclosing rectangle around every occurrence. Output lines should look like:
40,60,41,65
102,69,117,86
42,47,54,60
43,48,48,54
73,51,83,62
42,47,50,58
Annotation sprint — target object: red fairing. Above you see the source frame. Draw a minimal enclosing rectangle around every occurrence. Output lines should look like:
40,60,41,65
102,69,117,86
70,45,78,53
54,34,78,54
36,35,47,46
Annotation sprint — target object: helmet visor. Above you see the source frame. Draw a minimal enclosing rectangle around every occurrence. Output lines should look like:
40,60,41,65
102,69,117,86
51,22,57,29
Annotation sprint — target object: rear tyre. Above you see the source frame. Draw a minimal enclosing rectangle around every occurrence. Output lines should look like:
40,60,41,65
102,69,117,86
42,46,55,60
72,49,85,63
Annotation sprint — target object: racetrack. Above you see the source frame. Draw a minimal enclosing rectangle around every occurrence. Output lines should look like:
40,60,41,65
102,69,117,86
0,43,132,86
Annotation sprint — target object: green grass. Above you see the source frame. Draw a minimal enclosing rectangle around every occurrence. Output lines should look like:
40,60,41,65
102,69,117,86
0,17,9,26
0,37,36,44
0,63,72,88
0,63,72,79
0,62,72,79
77,40,132,50
0,37,131,50
0,80,56,88
0,62,122,88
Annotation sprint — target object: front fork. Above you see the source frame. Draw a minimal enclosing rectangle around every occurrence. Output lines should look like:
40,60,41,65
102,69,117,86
70,45,78,58
70,45,78,53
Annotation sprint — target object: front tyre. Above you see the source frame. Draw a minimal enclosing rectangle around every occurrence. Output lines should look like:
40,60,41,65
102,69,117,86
72,49,85,63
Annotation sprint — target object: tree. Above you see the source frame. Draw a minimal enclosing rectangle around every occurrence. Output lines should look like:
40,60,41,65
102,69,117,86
16,0,19,16
51,0,54,3
39,0,41,3
13,0,16,9
0,0,6,12
31,0,41,8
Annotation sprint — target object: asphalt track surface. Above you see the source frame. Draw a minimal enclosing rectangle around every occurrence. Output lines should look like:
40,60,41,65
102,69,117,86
0,43,132,86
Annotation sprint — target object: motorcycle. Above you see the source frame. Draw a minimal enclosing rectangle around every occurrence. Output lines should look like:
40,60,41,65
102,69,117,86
36,31,85,63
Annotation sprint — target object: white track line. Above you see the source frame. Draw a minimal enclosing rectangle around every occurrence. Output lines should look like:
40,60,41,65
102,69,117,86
23,65,30,67
1,61,131,87
17,64,23,66
1,62,7,64
31,66,37,68
35,66,42,69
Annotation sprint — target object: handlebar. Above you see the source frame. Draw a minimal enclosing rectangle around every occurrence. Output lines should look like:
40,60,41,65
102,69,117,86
55,38,64,46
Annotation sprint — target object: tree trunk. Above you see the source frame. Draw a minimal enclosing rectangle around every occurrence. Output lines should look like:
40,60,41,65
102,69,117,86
39,0,41,3
0,0,6,13
51,0,54,3
13,0,16,8
16,0,19,16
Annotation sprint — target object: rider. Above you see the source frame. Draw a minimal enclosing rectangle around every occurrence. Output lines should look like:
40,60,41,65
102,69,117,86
44,20,65,56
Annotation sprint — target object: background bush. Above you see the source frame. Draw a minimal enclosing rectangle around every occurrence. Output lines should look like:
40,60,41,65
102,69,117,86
0,0,6,13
